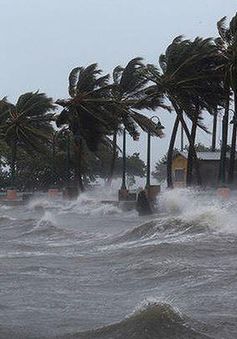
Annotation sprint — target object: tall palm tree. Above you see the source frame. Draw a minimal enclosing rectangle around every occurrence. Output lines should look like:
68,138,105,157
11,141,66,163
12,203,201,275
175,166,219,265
211,107,218,152
216,14,237,184
107,57,167,184
56,63,121,191
56,64,116,150
107,58,144,184
144,36,225,187
56,63,165,190
0,92,55,187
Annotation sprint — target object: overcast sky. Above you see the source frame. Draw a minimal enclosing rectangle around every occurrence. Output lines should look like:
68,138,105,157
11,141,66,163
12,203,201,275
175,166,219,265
1,0,237,173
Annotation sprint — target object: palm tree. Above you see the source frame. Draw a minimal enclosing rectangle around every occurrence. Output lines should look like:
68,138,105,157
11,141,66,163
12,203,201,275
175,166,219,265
56,63,165,191
211,107,218,152
107,58,144,184
216,14,237,184
0,92,55,187
56,64,120,191
107,57,167,184
144,36,225,187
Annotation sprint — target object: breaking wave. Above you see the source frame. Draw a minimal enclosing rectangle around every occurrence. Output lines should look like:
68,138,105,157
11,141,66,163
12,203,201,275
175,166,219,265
117,217,209,244
103,187,237,252
159,188,237,234
22,211,76,240
73,302,211,339
63,194,122,216
28,194,122,217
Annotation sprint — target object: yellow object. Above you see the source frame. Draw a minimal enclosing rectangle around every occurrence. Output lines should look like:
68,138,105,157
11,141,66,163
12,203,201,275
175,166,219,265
172,154,187,187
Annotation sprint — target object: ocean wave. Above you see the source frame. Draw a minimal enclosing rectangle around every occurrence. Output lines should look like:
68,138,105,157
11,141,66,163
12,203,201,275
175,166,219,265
0,215,17,222
71,302,211,339
159,188,237,234
28,194,123,217
65,194,123,216
22,211,76,240
115,217,208,245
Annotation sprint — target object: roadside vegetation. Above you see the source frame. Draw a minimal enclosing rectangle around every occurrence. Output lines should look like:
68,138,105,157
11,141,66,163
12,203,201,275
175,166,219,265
1,13,237,191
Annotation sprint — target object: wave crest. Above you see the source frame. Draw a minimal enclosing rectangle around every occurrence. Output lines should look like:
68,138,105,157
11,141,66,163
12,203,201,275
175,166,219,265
116,216,208,244
77,302,210,339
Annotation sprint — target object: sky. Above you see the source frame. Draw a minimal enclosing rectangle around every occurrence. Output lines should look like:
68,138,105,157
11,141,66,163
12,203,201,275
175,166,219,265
0,0,237,174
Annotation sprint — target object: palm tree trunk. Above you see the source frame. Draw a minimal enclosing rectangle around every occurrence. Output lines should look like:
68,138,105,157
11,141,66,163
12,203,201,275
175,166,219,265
219,93,230,184
66,132,71,184
179,113,202,186
211,108,218,152
228,92,237,184
167,116,179,188
228,124,236,184
74,140,84,192
180,125,184,151
186,116,198,186
171,100,202,185
11,138,17,188
52,134,56,185
107,130,117,186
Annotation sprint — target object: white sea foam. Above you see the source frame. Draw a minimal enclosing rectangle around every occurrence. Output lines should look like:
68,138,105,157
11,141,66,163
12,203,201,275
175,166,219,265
159,188,237,234
60,189,123,216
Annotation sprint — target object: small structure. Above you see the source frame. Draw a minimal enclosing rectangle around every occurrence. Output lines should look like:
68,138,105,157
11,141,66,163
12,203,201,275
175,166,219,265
146,185,160,201
216,187,231,199
172,151,237,188
63,186,79,200
48,188,60,198
6,189,17,200
136,190,153,216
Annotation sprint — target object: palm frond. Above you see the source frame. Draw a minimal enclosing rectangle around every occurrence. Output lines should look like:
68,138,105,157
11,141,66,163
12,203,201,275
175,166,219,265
68,67,81,97
112,66,124,84
130,111,164,137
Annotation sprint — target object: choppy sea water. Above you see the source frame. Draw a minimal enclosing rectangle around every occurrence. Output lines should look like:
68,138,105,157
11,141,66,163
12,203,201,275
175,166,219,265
0,187,237,339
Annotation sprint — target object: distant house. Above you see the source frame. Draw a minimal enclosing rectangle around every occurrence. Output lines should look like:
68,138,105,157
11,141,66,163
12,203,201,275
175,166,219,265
172,151,237,187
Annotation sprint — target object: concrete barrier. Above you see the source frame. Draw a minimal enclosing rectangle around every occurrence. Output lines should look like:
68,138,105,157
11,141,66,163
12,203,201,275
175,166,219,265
119,201,136,211
118,188,129,201
6,189,17,200
216,187,230,199
48,188,60,198
63,186,79,200
146,185,160,201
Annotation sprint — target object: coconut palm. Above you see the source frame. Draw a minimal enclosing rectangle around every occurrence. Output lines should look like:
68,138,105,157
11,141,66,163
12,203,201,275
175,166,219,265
0,92,55,187
56,63,165,190
107,58,144,184
107,57,167,184
143,36,225,187
56,64,117,150
56,64,119,191
216,14,237,184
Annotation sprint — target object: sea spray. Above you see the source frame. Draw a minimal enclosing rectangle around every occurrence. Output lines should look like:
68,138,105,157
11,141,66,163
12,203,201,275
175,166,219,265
159,188,237,234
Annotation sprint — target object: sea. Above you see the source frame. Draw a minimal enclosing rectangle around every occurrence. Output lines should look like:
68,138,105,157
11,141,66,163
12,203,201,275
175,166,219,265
0,186,236,339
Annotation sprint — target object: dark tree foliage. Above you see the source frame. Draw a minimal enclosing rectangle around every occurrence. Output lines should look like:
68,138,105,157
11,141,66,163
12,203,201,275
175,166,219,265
0,133,146,190
56,64,118,152
0,92,55,186
143,36,226,187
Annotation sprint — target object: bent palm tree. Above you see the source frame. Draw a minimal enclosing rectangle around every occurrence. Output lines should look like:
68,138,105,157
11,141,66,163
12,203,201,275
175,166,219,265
0,92,55,187
144,36,225,187
107,57,166,184
56,64,119,191
56,63,165,190
216,14,237,184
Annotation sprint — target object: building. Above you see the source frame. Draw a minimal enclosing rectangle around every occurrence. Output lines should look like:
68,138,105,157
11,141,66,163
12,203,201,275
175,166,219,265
172,151,237,188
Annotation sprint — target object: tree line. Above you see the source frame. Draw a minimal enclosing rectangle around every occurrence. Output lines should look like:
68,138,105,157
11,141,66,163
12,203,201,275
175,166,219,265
0,12,237,191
